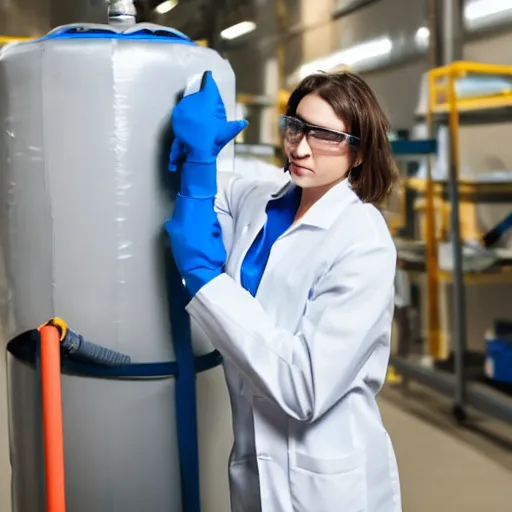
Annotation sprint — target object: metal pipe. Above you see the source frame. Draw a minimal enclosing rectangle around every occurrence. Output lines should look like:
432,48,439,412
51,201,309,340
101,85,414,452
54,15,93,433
331,0,383,20
425,71,441,359
447,69,468,411
443,0,467,412
442,0,463,63
390,357,512,426
276,0,287,91
209,0,225,51
108,0,137,28
255,2,512,73
391,357,455,396
427,0,442,68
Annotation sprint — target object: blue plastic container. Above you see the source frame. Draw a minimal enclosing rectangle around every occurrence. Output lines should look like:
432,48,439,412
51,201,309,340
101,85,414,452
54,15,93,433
485,338,512,383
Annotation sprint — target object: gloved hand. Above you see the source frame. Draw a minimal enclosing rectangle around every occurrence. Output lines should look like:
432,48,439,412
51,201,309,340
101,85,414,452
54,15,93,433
169,70,247,198
166,71,246,297
169,70,247,166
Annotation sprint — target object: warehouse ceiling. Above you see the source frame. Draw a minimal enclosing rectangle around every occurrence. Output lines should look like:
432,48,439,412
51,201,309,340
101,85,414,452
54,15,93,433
0,0,257,44
140,0,257,43
143,0,213,39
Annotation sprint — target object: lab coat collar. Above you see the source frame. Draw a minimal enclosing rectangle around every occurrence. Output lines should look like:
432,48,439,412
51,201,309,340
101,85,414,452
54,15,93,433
271,178,359,230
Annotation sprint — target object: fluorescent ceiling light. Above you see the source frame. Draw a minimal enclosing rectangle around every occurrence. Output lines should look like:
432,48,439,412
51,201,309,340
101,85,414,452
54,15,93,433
415,26,430,48
465,0,512,21
297,37,393,80
220,21,256,40
155,0,178,15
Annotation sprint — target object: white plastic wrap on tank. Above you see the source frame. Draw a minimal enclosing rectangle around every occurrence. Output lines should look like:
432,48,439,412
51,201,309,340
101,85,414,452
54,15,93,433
0,23,234,512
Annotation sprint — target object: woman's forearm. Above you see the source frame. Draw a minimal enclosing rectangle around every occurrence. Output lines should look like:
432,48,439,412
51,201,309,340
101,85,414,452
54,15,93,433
167,192,224,297
166,158,226,297
179,160,217,198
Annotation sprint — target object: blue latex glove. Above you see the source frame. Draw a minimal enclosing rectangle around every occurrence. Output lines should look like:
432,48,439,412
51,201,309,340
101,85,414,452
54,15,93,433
166,196,226,297
166,71,247,296
169,70,248,171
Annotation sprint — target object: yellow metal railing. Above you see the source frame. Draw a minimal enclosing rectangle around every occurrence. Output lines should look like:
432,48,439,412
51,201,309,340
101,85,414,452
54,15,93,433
429,61,512,114
424,60,512,359
0,36,34,45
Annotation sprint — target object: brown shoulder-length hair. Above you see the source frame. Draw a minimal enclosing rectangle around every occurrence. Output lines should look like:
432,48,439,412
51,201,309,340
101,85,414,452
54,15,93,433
286,71,397,204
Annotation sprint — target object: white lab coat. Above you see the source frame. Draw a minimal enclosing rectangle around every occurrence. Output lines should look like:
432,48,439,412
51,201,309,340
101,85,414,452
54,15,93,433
186,173,402,512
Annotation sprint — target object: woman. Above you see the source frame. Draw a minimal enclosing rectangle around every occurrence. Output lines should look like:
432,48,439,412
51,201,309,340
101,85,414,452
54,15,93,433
167,70,401,512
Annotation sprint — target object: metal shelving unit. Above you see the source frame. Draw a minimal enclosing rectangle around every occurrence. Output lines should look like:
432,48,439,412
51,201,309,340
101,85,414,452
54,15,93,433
391,61,512,425
387,138,438,228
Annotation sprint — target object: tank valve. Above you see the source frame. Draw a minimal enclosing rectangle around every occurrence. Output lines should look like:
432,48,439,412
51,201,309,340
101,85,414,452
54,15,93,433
108,0,137,28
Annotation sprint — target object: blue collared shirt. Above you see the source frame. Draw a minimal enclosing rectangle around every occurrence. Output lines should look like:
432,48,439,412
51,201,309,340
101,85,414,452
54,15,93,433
240,187,301,296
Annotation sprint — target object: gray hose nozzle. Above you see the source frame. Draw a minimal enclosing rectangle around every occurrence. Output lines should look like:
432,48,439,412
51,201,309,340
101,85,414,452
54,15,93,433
61,328,131,367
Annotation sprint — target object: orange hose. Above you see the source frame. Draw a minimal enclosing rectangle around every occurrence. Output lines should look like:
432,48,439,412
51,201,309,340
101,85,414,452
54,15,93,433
40,325,67,512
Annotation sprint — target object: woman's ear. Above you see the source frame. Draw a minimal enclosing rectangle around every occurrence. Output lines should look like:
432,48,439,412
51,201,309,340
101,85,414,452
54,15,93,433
352,151,363,170
349,159,363,180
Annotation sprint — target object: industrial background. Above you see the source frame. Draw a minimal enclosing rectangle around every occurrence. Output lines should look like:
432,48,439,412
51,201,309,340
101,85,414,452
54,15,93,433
1,0,512,511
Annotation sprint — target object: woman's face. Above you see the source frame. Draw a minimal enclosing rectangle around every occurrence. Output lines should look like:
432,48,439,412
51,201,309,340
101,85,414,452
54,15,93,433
283,93,358,190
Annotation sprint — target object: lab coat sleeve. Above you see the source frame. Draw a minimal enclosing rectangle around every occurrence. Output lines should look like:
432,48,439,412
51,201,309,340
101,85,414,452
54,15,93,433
185,240,396,423
213,171,239,255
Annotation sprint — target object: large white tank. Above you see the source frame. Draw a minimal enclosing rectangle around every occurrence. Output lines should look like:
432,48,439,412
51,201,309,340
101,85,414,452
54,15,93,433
0,21,235,512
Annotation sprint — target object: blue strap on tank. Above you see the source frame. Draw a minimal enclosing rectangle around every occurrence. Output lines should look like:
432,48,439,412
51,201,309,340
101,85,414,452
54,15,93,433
8,331,222,378
8,259,220,512
165,256,202,512
26,26,198,46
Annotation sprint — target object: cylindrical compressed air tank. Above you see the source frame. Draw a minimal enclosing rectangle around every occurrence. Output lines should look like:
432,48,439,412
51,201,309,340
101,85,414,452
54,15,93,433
0,21,235,512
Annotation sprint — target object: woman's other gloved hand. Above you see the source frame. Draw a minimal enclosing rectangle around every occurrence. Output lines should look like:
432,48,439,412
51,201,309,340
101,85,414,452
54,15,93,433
168,70,247,198
166,70,247,297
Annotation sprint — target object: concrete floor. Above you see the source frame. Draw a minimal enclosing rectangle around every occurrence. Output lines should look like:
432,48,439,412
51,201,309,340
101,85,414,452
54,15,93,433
380,384,512,512
0,377,511,511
